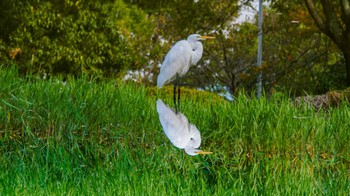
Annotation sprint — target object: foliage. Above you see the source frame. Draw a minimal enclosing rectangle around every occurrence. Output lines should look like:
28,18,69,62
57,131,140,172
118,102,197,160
1,66,350,194
129,0,241,37
0,0,154,76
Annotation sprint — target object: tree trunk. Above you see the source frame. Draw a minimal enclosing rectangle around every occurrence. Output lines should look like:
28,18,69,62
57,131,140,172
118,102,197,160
345,29,350,86
345,49,350,86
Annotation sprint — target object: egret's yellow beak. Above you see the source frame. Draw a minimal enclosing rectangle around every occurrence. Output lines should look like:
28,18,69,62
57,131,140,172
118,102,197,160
197,150,213,155
200,35,215,40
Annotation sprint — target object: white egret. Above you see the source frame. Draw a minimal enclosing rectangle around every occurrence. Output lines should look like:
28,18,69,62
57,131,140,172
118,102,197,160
157,34,214,113
156,99,212,156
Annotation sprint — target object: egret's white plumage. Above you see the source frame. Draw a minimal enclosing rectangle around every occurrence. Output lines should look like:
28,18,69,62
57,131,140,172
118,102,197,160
156,99,211,156
157,34,214,88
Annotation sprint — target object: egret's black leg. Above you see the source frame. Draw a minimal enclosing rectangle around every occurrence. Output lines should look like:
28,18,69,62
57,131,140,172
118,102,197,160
177,77,181,113
174,82,177,113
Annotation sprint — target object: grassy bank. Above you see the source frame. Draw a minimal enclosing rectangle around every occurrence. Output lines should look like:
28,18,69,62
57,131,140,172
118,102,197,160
0,66,349,195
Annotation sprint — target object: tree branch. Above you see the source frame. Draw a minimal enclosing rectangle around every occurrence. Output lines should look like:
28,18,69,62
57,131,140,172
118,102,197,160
271,51,326,91
304,0,329,34
321,0,344,40
203,64,230,85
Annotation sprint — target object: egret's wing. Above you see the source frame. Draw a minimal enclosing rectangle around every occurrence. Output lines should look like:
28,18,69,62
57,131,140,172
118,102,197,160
157,40,192,87
156,99,191,148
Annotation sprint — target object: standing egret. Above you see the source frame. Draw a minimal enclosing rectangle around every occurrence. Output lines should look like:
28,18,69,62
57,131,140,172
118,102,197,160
157,34,214,113
156,99,212,156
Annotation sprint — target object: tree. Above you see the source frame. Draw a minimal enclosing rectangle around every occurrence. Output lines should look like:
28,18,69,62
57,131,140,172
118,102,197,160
0,0,154,76
263,3,344,94
304,0,350,86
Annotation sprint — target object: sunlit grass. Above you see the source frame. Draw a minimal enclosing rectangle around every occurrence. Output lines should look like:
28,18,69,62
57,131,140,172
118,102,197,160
0,66,349,194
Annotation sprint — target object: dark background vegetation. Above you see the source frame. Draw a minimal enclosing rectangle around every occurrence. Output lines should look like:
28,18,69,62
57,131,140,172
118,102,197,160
1,0,349,96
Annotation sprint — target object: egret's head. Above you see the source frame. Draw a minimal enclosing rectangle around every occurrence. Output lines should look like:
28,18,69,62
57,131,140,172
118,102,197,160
184,125,212,156
187,34,215,42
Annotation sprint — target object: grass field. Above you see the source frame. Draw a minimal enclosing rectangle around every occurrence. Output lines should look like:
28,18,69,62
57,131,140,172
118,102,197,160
1,66,350,195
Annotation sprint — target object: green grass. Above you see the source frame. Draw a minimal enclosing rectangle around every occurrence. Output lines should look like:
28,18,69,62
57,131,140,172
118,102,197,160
1,66,350,195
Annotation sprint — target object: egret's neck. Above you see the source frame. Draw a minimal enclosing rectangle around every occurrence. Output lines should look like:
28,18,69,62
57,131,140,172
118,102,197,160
190,42,203,65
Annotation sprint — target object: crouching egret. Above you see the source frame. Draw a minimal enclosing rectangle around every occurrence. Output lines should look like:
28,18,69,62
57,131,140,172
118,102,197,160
156,99,212,156
157,34,214,113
